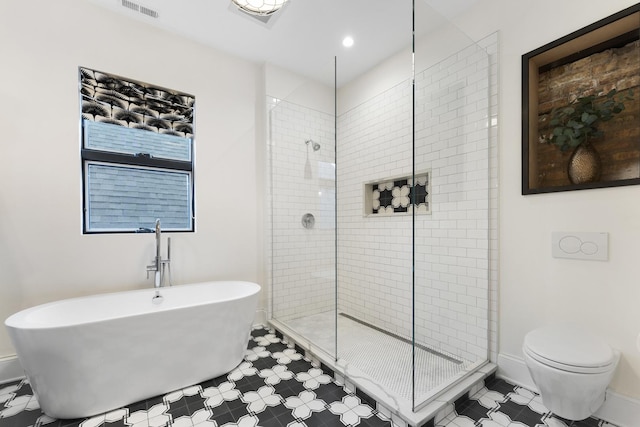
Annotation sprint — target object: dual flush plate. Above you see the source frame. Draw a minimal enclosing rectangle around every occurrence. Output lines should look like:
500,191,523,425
551,232,608,261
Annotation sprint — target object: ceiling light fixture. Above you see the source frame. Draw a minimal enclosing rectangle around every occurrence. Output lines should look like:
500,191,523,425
231,0,289,16
342,36,354,48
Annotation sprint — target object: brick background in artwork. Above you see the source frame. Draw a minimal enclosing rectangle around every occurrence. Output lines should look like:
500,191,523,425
535,39,640,188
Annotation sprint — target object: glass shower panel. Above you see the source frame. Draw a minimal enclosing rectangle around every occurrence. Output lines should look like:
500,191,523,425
335,0,415,405
266,0,494,416
412,0,491,410
267,59,337,360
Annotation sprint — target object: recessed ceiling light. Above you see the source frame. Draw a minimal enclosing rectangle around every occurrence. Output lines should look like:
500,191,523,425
342,36,354,48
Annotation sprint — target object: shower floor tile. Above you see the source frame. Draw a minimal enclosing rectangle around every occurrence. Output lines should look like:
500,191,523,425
284,311,474,403
0,328,619,427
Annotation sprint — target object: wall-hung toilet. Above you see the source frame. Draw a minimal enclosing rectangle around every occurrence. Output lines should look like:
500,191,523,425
523,326,619,421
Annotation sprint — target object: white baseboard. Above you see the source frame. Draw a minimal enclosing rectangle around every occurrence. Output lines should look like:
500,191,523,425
0,355,24,384
496,353,536,390
497,352,640,427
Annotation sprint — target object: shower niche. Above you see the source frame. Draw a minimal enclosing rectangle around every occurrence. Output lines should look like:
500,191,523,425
266,0,496,421
363,172,430,216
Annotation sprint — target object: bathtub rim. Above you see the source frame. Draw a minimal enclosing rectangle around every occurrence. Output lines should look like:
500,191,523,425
5,280,261,330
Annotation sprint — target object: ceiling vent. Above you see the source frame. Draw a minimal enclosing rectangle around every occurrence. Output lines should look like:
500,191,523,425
228,2,285,27
121,0,159,18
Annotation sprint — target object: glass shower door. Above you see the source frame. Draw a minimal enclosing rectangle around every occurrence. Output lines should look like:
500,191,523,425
267,60,337,361
412,0,492,410
334,0,416,405
265,0,495,416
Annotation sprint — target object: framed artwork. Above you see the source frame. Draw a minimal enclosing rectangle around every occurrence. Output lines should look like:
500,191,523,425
522,4,640,194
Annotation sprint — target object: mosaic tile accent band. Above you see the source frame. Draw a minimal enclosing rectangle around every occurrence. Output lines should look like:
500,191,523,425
370,173,430,215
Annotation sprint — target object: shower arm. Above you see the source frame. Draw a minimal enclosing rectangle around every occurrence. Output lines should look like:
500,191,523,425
306,139,320,151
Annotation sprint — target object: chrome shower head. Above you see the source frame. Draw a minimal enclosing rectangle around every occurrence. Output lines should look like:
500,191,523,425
306,139,320,151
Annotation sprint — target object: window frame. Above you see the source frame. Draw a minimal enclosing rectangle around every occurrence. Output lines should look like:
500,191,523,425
81,155,195,234
79,67,195,234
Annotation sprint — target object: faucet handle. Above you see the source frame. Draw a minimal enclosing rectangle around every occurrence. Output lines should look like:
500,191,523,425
146,263,156,279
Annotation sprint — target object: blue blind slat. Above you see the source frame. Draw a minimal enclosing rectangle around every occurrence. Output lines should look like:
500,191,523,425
84,120,191,162
86,163,192,231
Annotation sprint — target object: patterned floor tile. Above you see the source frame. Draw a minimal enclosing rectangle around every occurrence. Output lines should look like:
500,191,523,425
0,327,619,427
451,376,619,427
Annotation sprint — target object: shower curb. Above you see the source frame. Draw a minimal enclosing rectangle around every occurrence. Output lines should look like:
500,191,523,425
268,319,497,427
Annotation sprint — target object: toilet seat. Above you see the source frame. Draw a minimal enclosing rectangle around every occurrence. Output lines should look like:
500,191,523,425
524,326,616,374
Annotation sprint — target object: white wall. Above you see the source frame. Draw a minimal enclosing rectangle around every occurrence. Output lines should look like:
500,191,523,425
265,64,335,115
451,0,640,399
0,1,262,357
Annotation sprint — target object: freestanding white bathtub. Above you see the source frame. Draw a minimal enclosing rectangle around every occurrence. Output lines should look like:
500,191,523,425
4,281,260,419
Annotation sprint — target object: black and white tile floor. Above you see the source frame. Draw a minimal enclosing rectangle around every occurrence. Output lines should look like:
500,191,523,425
441,376,618,427
0,327,618,427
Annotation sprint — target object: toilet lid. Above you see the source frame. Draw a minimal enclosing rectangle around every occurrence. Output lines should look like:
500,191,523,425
524,326,616,373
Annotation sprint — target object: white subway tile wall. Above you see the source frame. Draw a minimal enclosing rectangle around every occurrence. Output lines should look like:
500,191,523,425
413,41,492,362
336,77,414,338
268,99,336,321
478,33,499,366
267,32,499,366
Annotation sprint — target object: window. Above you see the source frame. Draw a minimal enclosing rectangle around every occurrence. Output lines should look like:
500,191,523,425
80,67,195,233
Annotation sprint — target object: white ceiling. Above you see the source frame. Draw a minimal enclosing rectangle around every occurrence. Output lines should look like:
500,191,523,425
88,0,478,86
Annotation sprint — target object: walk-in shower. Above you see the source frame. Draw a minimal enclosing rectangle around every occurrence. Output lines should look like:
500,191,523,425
266,0,497,421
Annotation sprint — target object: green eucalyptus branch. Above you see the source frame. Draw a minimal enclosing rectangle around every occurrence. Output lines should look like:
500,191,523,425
548,88,634,152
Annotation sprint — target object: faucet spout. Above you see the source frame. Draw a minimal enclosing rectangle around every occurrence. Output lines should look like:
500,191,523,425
155,218,161,269
146,219,171,288
154,219,162,288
